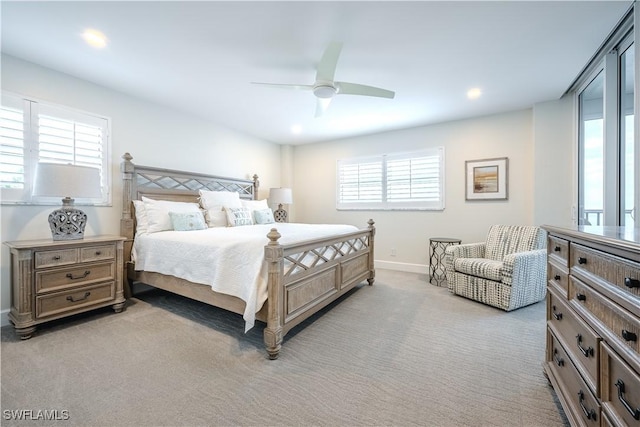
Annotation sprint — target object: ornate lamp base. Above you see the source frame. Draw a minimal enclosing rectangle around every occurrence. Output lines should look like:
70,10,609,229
48,198,88,241
274,203,288,223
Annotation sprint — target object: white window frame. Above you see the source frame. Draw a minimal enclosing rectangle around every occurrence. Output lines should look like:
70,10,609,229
1,92,112,206
336,147,445,211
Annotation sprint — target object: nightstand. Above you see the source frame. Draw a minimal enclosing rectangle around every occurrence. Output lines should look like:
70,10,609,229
4,235,126,339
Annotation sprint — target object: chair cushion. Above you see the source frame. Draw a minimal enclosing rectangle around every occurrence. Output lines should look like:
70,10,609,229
453,258,504,281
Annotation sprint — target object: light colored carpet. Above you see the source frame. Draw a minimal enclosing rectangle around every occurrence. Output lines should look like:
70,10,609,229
1,269,568,426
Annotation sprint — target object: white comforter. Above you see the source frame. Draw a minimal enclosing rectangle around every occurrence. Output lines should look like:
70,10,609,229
133,223,359,332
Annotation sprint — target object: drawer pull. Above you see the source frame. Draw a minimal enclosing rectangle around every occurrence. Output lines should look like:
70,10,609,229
578,257,587,265
576,293,587,302
624,277,640,288
553,349,564,367
554,246,561,252
52,255,61,261
576,334,593,357
578,390,597,421
622,329,638,342
615,379,640,420
554,275,561,281
66,292,91,303
66,270,90,280
552,305,563,321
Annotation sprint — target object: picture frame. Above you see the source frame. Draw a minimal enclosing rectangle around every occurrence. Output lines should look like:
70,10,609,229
465,157,508,200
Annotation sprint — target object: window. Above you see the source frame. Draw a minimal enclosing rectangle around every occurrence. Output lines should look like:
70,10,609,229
337,147,445,210
572,7,637,227
0,93,111,205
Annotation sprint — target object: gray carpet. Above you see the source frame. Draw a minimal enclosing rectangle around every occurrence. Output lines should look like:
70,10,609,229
1,269,568,427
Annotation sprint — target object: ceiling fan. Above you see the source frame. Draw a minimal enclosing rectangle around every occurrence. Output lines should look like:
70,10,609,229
251,42,395,117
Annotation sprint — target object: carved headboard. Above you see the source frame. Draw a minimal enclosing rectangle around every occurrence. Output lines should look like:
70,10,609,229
119,152,259,274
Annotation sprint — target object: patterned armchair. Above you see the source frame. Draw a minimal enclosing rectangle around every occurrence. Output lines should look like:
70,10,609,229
444,225,547,311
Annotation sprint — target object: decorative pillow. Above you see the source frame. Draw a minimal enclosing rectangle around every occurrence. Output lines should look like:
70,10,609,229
225,207,254,227
253,208,275,224
199,190,242,227
169,211,207,231
132,200,149,235
142,196,201,233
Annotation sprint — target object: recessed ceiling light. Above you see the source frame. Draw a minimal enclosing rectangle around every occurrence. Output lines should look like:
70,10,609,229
82,29,108,49
467,88,482,100
291,125,302,134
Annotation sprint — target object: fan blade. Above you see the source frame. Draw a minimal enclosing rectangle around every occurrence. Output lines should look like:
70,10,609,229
336,82,395,99
315,98,332,118
250,82,314,91
316,42,343,82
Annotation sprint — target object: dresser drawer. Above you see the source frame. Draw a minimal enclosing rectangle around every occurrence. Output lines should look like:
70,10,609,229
35,282,115,319
35,261,116,294
548,329,601,426
601,342,640,426
549,235,570,267
548,289,600,395
549,261,570,297
80,244,115,262
571,243,640,305
570,276,640,364
34,248,78,268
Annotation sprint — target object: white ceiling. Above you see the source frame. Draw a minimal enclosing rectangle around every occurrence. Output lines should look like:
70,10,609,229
1,1,632,145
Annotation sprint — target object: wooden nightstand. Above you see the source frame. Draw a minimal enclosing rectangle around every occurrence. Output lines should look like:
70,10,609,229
4,235,126,339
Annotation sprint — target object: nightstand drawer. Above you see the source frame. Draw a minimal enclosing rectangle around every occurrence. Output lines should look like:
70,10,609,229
35,282,115,319
35,248,78,268
35,261,116,293
80,244,115,262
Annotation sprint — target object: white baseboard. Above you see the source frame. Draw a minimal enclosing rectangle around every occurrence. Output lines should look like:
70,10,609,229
1,308,10,327
375,260,428,274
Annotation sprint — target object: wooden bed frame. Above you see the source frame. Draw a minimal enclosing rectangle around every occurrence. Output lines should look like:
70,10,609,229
120,153,375,359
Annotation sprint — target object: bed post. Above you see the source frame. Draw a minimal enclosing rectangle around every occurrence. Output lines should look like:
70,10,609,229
120,152,135,298
367,219,376,286
264,228,284,360
252,174,259,200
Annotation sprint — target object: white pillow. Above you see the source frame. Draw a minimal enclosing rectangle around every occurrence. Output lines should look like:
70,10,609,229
253,208,275,224
132,200,148,236
142,196,201,233
199,190,242,227
225,207,254,227
240,199,269,211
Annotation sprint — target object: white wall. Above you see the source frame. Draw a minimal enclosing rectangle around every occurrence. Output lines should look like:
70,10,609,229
533,95,575,228
0,55,281,321
291,109,539,272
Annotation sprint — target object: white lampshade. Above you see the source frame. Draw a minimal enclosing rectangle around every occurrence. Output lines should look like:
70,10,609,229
33,163,102,199
269,188,293,205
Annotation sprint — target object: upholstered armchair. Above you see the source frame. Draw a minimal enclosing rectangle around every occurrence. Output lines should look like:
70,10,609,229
444,225,547,311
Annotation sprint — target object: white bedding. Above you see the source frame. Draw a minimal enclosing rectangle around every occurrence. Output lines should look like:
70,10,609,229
133,223,359,332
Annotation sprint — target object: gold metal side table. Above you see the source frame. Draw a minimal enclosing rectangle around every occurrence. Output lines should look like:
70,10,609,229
429,237,461,286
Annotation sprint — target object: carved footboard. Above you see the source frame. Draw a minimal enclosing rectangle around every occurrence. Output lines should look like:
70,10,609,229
263,220,375,359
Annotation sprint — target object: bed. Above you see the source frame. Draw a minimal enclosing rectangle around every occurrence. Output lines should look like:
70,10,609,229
120,153,375,359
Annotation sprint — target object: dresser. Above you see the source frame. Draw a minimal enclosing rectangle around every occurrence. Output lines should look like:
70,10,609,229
542,225,640,426
5,235,126,339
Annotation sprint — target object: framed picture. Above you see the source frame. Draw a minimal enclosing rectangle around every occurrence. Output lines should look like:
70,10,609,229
465,157,508,200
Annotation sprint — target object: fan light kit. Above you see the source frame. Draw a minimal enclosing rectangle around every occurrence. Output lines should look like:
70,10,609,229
252,42,395,117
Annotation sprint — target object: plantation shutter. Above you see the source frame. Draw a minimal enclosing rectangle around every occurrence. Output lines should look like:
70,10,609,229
337,147,444,210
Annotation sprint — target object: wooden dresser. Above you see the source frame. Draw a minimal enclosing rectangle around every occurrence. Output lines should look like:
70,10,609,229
542,225,640,426
5,235,126,339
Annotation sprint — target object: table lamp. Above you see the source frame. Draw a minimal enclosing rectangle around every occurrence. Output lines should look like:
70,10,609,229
269,187,293,223
32,163,102,240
